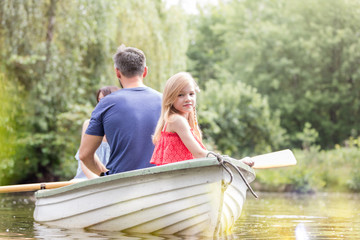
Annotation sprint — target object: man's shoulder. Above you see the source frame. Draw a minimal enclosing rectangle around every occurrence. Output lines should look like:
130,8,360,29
98,87,161,107
145,87,162,97
118,87,161,97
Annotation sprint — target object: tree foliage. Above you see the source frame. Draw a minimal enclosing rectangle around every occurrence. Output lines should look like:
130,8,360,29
0,73,23,185
0,0,188,183
198,80,285,157
186,5,228,88
223,0,360,148
188,0,360,148
1,0,360,185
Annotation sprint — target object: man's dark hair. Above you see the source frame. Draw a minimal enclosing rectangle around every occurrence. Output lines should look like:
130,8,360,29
113,45,146,78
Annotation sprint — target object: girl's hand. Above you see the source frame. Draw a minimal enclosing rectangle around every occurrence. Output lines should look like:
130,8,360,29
240,157,254,167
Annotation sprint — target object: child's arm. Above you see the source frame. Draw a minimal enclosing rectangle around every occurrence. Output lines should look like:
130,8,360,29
168,114,208,159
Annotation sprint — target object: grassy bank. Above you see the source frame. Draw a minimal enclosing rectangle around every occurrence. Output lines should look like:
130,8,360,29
253,140,360,193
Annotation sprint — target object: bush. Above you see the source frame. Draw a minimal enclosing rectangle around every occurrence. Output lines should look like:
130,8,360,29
0,73,24,185
255,143,360,193
198,80,286,158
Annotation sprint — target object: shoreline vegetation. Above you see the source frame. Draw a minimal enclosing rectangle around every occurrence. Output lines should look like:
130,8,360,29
255,138,360,193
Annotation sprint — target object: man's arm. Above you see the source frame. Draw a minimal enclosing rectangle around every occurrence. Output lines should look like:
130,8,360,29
79,134,105,177
80,153,107,179
78,120,108,178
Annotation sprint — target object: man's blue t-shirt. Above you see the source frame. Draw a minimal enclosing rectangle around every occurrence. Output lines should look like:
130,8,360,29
86,87,162,174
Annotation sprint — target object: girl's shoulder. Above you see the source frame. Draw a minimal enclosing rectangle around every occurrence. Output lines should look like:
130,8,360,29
169,114,188,125
81,119,91,135
167,114,190,133
83,119,90,128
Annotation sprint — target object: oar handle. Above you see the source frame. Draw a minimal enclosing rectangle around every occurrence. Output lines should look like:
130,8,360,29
0,181,78,193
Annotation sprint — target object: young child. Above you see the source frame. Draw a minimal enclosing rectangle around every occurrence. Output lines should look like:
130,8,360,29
74,85,120,179
150,72,254,167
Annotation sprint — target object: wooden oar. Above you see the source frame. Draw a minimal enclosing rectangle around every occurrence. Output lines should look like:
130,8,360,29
0,150,296,193
0,180,81,193
251,149,297,169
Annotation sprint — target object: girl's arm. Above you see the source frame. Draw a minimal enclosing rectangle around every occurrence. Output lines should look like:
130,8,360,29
168,114,208,159
169,115,254,167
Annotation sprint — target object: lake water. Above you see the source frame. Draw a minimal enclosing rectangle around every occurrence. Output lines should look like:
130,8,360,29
0,192,359,239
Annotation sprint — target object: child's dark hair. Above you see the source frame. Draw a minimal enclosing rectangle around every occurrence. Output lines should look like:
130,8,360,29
96,86,120,103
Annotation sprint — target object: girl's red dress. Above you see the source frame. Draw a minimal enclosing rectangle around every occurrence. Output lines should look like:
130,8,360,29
150,124,205,166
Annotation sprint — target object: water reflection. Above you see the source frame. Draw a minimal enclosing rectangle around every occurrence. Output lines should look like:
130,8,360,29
1,192,360,239
0,192,34,239
33,223,236,239
235,192,360,239
295,223,310,240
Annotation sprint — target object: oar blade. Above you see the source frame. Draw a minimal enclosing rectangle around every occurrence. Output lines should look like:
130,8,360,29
252,149,297,169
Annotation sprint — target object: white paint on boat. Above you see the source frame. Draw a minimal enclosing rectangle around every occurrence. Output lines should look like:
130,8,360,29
34,157,255,236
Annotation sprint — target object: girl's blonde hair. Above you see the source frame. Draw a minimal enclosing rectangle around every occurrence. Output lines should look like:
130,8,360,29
153,72,202,144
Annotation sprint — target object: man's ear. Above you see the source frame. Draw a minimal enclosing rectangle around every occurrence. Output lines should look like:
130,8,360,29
142,66,148,78
115,68,121,79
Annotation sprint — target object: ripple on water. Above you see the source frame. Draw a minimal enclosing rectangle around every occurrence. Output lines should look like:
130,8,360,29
1,192,360,239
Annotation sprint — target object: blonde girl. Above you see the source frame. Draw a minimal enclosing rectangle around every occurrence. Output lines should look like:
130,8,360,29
151,72,255,167
150,72,208,165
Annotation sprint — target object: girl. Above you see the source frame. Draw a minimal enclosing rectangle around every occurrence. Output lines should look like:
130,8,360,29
150,72,254,167
74,85,120,179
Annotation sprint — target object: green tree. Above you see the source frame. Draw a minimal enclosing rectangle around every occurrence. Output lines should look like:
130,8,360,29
187,5,228,88
0,0,189,183
112,0,188,90
222,0,360,148
0,0,111,181
0,73,24,185
198,80,285,157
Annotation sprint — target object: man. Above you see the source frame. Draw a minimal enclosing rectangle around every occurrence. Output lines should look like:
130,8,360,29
79,45,162,177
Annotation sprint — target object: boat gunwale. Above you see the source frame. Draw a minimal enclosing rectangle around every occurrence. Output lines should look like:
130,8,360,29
35,156,255,198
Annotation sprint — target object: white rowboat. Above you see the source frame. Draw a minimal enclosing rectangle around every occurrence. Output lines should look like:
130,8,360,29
34,156,256,236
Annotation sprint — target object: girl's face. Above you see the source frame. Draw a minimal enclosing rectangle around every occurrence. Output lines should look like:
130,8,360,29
97,92,105,102
173,82,196,117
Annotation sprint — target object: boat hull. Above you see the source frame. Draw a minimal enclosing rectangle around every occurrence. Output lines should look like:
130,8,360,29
34,157,255,236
